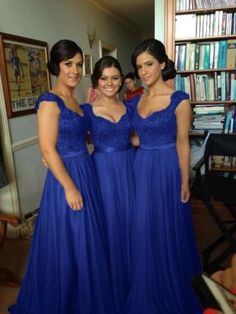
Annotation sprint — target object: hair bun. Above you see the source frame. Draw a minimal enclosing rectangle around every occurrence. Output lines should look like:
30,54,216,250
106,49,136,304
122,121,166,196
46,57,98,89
162,58,176,81
47,60,57,75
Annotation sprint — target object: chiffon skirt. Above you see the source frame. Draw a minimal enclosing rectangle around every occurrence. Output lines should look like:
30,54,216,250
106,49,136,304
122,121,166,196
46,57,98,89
9,151,115,314
126,146,203,314
92,147,135,314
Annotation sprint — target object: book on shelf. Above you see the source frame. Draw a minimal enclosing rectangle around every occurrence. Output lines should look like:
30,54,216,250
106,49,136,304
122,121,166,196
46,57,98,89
218,40,227,68
227,39,236,68
175,40,234,71
176,0,236,10
192,104,225,133
177,44,186,70
175,11,236,40
223,105,236,134
176,72,235,101
173,0,236,138
231,73,236,100
185,43,192,70
224,109,232,133
194,104,225,111
175,14,197,39
221,71,226,101
189,43,196,70
194,43,200,70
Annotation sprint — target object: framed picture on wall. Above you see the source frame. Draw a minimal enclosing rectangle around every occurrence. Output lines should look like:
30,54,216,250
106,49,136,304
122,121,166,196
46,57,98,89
0,32,51,118
83,54,92,76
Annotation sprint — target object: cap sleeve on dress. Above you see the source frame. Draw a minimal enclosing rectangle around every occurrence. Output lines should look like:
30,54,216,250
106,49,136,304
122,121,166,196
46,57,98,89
35,92,64,112
171,90,190,111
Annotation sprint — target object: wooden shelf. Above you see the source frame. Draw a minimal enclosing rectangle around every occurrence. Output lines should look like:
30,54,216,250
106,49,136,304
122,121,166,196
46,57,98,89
211,165,236,172
177,68,236,74
191,101,236,105
165,0,236,135
190,131,206,137
175,34,236,43
176,6,236,15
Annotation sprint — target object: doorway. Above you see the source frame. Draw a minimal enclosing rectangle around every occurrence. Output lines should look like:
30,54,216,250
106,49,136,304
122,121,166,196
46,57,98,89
98,40,117,58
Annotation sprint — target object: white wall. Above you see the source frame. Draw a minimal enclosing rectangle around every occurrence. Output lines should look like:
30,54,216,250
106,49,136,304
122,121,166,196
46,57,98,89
0,0,141,216
155,0,165,42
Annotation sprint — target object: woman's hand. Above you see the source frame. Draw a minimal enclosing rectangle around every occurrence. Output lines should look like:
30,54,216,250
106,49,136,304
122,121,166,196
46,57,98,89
131,132,140,147
181,182,190,203
38,101,84,211
42,156,49,168
65,186,84,210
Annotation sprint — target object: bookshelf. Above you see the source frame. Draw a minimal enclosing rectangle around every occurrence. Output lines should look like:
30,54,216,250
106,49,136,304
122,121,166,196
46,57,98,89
165,0,236,136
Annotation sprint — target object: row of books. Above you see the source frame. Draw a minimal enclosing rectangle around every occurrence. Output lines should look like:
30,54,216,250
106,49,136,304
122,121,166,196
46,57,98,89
223,105,236,133
175,12,236,39
175,40,236,71
211,155,236,171
191,104,236,137
191,104,225,133
213,106,236,169
176,72,236,101
176,0,236,11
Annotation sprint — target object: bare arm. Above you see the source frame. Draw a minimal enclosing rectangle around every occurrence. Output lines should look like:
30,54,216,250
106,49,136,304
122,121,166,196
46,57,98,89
86,87,93,103
176,99,191,203
211,254,236,290
37,101,83,210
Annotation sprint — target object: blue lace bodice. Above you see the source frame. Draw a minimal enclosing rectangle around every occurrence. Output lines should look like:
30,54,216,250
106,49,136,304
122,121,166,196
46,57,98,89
35,92,90,155
81,103,133,148
129,91,189,146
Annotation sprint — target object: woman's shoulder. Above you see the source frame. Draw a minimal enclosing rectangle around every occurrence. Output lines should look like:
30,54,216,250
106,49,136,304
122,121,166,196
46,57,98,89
35,92,63,111
170,90,190,112
37,91,62,102
172,90,190,101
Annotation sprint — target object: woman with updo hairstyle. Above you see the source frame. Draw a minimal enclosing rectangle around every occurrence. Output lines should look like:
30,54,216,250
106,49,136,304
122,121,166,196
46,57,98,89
9,40,116,314
131,38,177,82
82,55,136,314
47,39,83,76
126,38,203,314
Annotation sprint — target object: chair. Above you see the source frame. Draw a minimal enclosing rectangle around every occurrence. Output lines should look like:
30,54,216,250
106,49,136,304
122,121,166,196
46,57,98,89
0,212,20,286
192,133,236,274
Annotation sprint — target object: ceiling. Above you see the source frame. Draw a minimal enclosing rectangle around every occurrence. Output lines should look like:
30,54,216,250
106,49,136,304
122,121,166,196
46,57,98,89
89,0,154,36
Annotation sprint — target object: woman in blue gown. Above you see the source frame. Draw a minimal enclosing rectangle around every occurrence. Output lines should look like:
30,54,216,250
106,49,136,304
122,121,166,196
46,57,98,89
82,56,135,314
9,40,115,314
126,39,203,314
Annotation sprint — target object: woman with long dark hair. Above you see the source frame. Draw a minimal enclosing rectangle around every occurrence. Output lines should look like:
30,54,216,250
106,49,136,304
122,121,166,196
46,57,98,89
126,38,202,314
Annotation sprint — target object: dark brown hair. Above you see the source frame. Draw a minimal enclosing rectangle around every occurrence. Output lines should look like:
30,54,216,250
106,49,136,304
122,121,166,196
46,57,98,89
91,56,124,93
47,40,83,76
131,38,176,81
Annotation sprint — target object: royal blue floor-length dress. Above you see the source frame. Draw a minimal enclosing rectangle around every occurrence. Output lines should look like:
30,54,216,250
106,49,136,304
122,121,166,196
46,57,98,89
82,103,135,314
9,93,116,314
126,91,203,314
